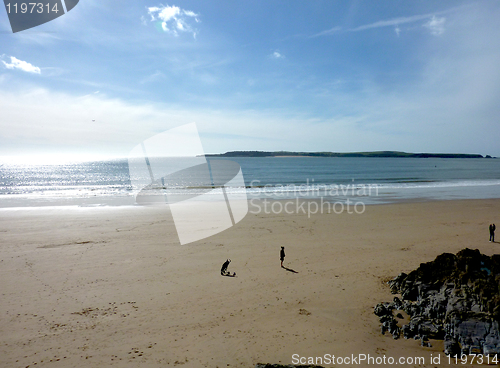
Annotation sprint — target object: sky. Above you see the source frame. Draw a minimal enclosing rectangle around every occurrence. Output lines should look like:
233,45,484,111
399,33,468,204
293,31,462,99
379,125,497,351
1,0,500,161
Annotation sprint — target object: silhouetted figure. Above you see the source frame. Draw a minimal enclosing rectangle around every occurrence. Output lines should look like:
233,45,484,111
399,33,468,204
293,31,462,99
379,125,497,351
490,224,496,242
221,259,231,275
280,246,285,268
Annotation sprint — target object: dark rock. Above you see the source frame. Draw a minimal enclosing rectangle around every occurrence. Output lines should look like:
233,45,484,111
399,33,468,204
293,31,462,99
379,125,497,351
376,248,500,354
444,340,461,355
420,334,432,347
418,320,443,339
374,302,393,317
393,297,403,310
392,325,401,340
402,324,411,339
388,273,407,294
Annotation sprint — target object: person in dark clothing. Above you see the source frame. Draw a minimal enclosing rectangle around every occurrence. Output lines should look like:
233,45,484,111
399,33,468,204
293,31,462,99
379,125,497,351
221,259,231,275
280,246,285,267
490,224,496,242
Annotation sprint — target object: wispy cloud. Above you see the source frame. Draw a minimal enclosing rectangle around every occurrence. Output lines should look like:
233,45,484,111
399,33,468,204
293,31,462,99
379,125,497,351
140,71,166,84
423,16,446,35
271,51,285,59
147,4,199,38
40,66,65,77
395,25,401,37
348,13,434,32
1,56,41,74
310,26,341,38
312,9,452,38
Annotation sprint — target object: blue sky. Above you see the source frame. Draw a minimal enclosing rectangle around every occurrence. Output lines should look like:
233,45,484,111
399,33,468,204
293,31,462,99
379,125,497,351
1,0,500,161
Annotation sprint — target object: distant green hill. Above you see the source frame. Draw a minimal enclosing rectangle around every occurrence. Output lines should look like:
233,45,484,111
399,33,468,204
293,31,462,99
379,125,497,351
205,151,485,158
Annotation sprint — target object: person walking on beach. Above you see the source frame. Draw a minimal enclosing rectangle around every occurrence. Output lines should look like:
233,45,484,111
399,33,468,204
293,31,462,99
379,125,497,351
280,246,285,268
490,224,496,242
221,259,231,275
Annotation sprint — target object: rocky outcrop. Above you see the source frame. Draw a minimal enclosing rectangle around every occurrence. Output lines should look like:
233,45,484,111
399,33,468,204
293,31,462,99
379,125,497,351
375,248,500,355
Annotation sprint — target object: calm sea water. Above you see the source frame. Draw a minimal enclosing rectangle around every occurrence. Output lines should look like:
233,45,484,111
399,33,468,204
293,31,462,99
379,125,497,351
0,157,499,207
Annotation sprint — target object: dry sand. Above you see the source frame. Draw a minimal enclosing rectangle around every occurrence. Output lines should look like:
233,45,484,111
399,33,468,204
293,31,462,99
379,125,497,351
1,199,499,367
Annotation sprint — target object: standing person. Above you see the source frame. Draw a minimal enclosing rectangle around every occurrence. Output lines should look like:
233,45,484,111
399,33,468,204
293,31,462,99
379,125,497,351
490,224,496,242
280,246,285,268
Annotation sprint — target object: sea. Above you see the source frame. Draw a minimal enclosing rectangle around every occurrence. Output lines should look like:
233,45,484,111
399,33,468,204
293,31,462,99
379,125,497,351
0,157,499,208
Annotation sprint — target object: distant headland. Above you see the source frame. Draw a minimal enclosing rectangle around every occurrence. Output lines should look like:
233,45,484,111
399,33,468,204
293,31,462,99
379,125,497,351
205,151,494,158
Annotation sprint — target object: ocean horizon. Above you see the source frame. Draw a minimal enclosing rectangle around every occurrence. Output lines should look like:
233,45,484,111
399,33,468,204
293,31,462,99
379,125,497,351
0,156,499,208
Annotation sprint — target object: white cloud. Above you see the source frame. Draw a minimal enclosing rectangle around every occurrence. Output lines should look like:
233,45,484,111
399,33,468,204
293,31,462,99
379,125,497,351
395,25,401,37
424,16,446,36
156,5,180,21
1,56,41,74
183,10,198,19
271,51,284,59
147,5,199,38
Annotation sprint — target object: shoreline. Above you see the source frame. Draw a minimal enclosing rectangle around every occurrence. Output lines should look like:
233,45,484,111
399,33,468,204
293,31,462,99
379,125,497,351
1,198,499,367
0,189,499,210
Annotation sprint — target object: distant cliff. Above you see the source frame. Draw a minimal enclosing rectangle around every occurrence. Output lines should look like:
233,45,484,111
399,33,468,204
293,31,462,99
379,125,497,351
205,151,485,158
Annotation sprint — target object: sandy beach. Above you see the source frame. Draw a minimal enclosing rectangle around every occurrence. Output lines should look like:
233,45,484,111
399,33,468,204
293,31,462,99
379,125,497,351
1,198,499,367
